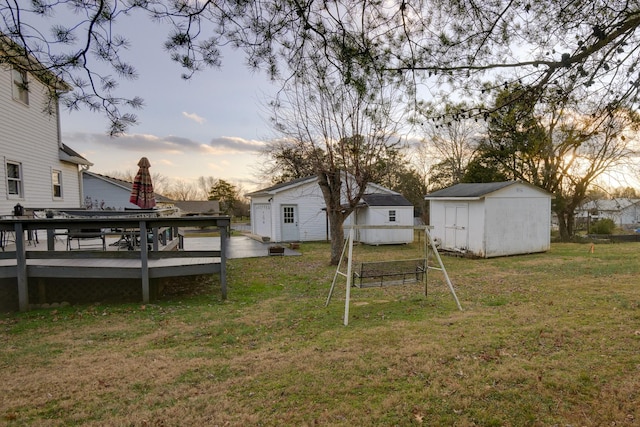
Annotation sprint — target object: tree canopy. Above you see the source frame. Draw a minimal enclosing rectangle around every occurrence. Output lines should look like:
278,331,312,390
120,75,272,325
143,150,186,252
3,1,640,133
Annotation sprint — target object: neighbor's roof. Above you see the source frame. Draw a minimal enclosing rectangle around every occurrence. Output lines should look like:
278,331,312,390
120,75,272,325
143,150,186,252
425,181,551,199
59,143,93,166
578,198,640,212
172,200,221,215
360,193,413,207
83,171,172,203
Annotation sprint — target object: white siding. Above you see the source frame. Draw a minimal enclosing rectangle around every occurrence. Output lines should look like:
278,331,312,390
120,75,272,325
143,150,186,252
0,64,83,214
467,201,485,254
82,173,141,210
272,180,327,242
484,197,551,257
357,206,413,244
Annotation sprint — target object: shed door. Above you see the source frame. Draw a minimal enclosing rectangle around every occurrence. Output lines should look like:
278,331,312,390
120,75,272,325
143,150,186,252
444,204,468,251
254,203,272,238
281,205,299,242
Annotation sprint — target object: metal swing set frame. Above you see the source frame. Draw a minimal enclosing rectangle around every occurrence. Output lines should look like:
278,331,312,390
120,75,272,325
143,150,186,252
326,225,462,326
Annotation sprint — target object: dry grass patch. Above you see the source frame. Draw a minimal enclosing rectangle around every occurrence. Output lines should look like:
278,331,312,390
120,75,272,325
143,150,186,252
1,241,640,425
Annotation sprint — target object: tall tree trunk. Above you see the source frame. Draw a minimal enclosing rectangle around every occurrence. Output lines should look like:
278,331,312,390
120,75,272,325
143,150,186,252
317,171,350,265
327,209,346,265
555,210,570,242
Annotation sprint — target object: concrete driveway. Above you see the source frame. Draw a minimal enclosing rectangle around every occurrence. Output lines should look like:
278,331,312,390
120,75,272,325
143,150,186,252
183,235,301,259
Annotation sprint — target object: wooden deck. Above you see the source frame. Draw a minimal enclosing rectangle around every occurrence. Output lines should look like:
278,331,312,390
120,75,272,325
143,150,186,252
0,215,230,311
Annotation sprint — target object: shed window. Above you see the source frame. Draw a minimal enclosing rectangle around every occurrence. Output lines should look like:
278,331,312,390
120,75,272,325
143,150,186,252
12,68,29,105
52,170,62,198
6,161,23,197
389,210,396,222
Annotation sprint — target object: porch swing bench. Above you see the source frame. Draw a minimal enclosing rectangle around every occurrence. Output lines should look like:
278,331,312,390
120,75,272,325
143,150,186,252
352,258,427,288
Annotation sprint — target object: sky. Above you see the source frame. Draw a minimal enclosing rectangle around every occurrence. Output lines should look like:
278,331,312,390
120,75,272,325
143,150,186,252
52,8,640,196
59,13,278,193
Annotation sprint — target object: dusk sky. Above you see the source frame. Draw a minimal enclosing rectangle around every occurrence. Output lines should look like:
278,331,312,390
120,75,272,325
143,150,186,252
59,13,278,192
53,9,638,195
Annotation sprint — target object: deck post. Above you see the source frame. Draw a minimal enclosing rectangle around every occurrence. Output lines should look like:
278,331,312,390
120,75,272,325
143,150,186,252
47,229,55,251
151,227,159,252
219,223,227,300
14,223,28,311
139,220,150,303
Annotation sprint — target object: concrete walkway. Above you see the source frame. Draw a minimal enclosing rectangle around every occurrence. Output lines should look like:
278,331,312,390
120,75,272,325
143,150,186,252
183,235,301,259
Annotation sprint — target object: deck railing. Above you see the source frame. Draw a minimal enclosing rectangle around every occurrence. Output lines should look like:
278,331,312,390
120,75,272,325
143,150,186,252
0,215,230,311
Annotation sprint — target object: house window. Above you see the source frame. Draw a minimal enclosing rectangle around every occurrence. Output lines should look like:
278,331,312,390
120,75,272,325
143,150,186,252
6,161,23,197
52,170,62,198
12,68,29,105
389,210,396,222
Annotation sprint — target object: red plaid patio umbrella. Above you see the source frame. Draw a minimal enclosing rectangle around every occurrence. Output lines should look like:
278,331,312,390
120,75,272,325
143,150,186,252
129,157,156,209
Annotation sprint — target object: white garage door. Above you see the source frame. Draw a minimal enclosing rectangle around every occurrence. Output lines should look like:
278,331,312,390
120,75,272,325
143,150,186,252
253,203,272,238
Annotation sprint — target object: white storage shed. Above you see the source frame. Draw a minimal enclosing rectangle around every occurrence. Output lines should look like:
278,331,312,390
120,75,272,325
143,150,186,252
353,193,414,245
425,181,552,258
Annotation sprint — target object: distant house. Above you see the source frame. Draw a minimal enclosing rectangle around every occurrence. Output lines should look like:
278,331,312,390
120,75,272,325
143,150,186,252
1,35,92,215
425,181,553,258
576,198,640,229
171,200,221,216
81,171,173,211
246,176,414,243
82,171,220,216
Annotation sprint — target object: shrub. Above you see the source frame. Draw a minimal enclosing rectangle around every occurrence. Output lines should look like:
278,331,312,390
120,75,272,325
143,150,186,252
590,218,616,234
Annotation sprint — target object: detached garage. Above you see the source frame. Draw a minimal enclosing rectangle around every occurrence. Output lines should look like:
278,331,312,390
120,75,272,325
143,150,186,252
425,181,553,258
246,176,414,243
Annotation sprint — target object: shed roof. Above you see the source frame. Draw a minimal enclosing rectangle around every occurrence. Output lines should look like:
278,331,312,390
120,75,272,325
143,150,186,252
360,193,412,207
425,181,551,200
246,174,397,198
245,176,316,197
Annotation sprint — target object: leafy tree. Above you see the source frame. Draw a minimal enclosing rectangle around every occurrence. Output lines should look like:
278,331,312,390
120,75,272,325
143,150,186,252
590,218,616,235
388,167,429,222
471,84,639,240
260,140,323,184
196,176,217,200
208,179,237,215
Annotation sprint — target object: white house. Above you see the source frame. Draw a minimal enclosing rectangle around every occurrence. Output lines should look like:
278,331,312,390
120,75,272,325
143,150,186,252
425,181,552,258
1,35,92,215
576,198,640,230
246,176,414,243
82,171,220,216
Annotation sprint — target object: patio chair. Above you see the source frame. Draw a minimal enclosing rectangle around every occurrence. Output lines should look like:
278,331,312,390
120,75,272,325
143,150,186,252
67,229,106,251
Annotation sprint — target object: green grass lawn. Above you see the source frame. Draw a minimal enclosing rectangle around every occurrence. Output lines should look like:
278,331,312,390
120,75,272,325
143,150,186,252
1,241,639,426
